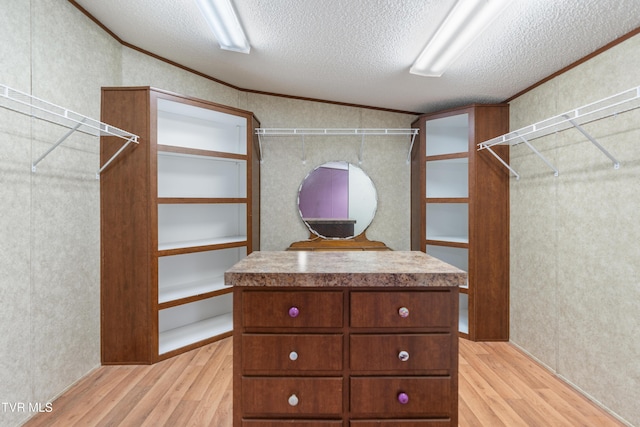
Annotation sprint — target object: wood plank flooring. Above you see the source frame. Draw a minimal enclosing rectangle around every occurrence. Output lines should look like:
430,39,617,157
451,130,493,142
23,337,625,427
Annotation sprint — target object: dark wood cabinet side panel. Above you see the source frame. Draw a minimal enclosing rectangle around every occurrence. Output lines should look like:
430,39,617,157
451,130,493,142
471,106,510,341
100,88,153,363
250,115,260,252
410,119,424,251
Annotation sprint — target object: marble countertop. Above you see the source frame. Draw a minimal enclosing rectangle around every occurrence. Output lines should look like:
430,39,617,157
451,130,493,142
225,251,466,288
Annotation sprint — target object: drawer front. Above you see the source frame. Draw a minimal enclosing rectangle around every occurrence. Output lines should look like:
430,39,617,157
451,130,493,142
242,377,343,417
351,421,452,426
243,334,343,373
244,422,343,426
350,291,452,328
243,291,343,328
350,334,451,373
350,377,452,417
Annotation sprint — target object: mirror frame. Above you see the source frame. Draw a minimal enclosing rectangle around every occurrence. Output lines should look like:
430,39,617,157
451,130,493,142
296,161,378,240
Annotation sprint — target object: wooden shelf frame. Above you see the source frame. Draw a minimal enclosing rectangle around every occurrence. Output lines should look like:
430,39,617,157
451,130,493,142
478,85,640,179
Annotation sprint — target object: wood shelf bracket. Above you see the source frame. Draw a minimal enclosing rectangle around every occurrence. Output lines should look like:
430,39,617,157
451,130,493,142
0,84,139,179
478,85,640,178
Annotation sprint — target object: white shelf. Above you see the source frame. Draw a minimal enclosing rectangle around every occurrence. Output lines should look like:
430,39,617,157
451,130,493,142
459,293,469,334
0,83,138,176
157,203,247,249
426,203,468,243
157,98,247,155
478,85,640,178
159,276,228,304
157,151,247,198
158,247,246,303
158,235,247,252
158,312,233,355
426,158,469,198
425,114,469,156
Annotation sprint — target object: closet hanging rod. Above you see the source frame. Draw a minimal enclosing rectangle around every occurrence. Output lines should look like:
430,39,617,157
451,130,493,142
255,128,419,163
0,84,139,177
477,85,640,178
478,85,640,149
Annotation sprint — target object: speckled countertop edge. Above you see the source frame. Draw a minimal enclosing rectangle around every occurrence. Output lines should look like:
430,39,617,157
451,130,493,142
225,251,466,288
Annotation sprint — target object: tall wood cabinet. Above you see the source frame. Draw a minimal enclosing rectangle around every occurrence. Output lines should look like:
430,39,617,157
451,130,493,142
411,104,509,341
100,87,260,364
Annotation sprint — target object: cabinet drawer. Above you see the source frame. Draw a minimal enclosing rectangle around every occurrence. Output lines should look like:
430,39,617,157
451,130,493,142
242,291,343,328
350,291,452,328
242,377,343,417
350,334,451,373
243,334,343,373
350,421,451,427
350,377,452,417
244,422,343,426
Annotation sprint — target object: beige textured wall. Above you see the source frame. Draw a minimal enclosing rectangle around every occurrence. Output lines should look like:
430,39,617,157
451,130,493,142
1,2,413,426
1,1,122,426
246,93,416,251
509,34,640,426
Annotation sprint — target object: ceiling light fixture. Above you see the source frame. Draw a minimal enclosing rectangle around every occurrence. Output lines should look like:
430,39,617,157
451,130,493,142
195,0,250,54
410,0,512,77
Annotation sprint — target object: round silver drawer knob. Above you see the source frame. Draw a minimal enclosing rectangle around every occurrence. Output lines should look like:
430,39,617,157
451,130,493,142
398,306,410,318
398,350,410,362
289,351,298,361
288,394,299,406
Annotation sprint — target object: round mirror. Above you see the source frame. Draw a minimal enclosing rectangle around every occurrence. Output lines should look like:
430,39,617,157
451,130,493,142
297,161,378,239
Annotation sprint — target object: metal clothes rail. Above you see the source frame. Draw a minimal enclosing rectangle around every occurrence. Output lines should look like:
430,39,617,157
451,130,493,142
477,86,640,179
255,128,419,164
0,84,139,178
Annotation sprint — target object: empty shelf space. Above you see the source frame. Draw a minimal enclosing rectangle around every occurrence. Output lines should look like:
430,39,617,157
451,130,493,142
426,158,469,198
460,293,469,335
158,276,229,304
157,98,247,155
157,151,247,199
158,312,233,355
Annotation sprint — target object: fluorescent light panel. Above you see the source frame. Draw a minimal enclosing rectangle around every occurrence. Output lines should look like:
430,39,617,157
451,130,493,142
195,0,250,54
411,0,512,77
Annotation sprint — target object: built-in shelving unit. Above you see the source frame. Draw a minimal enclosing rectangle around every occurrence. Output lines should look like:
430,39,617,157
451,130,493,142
255,128,419,163
478,85,640,179
412,104,510,341
100,87,259,364
0,83,138,177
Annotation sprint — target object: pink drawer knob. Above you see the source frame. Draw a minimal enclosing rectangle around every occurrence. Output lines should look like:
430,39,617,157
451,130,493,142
398,392,409,404
398,306,410,318
398,350,410,362
288,306,300,318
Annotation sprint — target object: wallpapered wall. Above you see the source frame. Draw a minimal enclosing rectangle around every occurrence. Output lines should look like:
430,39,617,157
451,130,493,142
508,34,640,426
0,2,413,426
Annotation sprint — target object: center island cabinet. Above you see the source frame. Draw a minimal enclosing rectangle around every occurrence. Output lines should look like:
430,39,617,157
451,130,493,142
225,251,466,427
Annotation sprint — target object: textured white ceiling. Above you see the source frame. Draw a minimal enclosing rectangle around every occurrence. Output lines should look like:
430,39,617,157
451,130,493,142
73,0,640,113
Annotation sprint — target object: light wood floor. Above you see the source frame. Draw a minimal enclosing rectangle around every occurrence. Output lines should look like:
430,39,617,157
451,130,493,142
23,337,625,427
